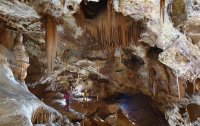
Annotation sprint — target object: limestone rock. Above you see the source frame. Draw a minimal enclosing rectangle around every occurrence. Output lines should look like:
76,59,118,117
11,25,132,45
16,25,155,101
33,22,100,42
117,0,200,81
0,49,62,126
12,33,30,82
0,0,40,32
29,0,64,18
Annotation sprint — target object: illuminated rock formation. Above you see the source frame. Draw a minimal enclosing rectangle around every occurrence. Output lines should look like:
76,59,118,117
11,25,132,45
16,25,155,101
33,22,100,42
45,16,57,73
12,33,30,82
0,45,62,126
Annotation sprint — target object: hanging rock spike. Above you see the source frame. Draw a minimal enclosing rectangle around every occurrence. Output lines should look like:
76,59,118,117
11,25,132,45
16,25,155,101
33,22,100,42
45,15,57,73
160,0,165,22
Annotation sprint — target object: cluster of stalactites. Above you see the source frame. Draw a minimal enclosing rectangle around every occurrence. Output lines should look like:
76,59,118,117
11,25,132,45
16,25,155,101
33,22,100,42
92,14,143,51
79,0,143,51
32,107,55,124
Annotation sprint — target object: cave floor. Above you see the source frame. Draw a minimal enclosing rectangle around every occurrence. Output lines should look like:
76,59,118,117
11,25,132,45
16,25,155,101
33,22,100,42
31,88,168,126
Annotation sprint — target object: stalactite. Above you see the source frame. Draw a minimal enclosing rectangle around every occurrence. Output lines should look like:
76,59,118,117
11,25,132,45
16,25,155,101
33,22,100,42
160,0,165,22
45,15,57,73
176,77,184,99
108,48,115,62
95,14,142,50
163,67,170,94
119,14,126,48
77,8,85,27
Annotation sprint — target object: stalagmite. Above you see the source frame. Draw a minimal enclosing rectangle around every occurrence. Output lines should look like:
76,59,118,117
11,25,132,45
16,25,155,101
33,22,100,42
12,33,30,82
45,16,57,73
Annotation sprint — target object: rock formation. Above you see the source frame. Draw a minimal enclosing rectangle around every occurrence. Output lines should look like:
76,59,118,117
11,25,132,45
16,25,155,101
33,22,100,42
0,45,62,126
45,15,57,73
12,33,30,82
0,0,200,126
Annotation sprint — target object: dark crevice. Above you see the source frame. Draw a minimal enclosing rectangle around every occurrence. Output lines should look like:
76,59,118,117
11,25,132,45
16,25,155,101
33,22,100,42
147,46,163,61
80,0,108,19
122,49,145,71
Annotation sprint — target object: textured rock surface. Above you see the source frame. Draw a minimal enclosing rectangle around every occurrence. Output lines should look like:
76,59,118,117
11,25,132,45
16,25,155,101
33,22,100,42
117,0,200,81
0,45,62,126
12,33,30,82
1,0,200,125
0,0,40,32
